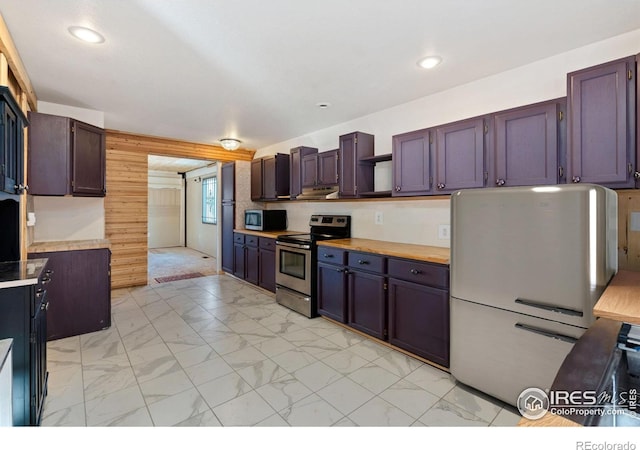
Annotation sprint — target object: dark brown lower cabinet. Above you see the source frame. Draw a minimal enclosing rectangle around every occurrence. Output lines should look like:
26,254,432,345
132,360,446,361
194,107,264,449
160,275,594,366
348,269,386,340
28,248,111,341
388,278,449,367
257,238,276,293
317,261,348,323
0,265,49,426
232,233,276,293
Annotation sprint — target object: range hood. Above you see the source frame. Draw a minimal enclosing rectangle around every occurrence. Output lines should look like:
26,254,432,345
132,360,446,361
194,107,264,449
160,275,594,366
296,185,339,200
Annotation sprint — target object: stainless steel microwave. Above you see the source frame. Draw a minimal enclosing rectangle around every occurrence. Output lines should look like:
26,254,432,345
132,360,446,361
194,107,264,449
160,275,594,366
244,209,287,231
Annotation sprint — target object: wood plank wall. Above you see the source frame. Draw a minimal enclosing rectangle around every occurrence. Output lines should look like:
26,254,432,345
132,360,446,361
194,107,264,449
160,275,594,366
105,130,255,289
105,149,149,288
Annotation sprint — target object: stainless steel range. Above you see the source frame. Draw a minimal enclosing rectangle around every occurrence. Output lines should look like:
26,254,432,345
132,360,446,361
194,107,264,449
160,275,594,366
275,215,351,318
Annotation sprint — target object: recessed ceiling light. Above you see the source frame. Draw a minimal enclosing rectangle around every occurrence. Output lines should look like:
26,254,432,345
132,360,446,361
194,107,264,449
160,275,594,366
68,26,105,44
316,102,331,109
417,55,442,69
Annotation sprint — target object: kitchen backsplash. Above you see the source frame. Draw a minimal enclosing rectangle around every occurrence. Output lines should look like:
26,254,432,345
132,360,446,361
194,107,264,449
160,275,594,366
267,198,451,247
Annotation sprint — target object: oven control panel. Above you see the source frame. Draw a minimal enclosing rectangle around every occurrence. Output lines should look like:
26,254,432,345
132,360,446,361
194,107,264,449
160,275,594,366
309,215,350,227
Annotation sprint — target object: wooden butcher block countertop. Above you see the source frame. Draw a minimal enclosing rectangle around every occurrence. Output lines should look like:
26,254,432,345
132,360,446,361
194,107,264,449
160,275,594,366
593,270,640,326
28,239,111,253
319,238,450,265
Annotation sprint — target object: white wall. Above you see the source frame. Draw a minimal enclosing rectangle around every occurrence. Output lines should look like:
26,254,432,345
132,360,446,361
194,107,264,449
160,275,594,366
31,102,106,242
148,170,184,248
186,165,218,256
255,29,640,247
33,196,104,242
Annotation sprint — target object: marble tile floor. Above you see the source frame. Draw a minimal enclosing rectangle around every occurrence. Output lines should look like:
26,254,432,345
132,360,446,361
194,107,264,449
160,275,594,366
41,274,522,427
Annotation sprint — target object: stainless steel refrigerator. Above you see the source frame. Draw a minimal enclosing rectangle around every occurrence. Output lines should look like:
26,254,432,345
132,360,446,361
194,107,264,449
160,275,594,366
449,184,617,406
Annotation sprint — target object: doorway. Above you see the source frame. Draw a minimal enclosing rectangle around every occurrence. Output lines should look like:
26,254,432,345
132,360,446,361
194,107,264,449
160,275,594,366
147,155,218,284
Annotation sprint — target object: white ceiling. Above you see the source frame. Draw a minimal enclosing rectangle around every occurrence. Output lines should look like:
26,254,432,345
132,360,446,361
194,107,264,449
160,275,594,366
2,1,640,151
147,155,211,173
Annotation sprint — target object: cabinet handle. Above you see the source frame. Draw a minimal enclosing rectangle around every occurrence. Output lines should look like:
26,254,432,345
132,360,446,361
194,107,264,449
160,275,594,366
323,253,334,258
36,289,45,298
395,186,401,192
357,259,369,265
409,268,422,275
336,268,343,273
634,172,640,180
41,277,51,284
40,301,50,311
495,178,505,186
572,176,581,183
45,269,54,275
436,183,446,190
45,302,50,311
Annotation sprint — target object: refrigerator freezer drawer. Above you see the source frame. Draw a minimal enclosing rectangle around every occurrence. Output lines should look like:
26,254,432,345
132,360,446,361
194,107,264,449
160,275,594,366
450,184,617,329
450,298,585,406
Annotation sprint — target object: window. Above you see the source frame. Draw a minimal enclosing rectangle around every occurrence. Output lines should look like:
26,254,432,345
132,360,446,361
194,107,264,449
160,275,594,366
202,176,217,224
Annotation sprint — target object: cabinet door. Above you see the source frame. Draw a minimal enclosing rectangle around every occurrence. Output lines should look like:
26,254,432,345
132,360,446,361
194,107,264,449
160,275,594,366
29,249,111,340
251,159,263,200
388,278,449,367
259,249,276,292
30,294,47,425
434,117,486,192
27,112,71,195
245,245,259,285
301,154,318,187
339,133,357,197
392,129,431,196
221,203,235,273
233,242,246,279
567,56,636,188
494,101,562,187
318,150,339,185
72,121,105,196
1,103,23,195
262,156,277,200
348,270,386,340
290,148,302,198
221,162,235,203
317,261,348,323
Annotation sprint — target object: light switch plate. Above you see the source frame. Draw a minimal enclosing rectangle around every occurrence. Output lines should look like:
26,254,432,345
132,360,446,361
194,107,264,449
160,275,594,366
375,211,383,225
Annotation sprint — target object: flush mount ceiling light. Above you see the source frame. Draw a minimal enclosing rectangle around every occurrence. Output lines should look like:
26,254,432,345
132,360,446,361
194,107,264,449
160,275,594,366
417,55,443,69
68,26,105,44
316,102,331,109
219,138,242,151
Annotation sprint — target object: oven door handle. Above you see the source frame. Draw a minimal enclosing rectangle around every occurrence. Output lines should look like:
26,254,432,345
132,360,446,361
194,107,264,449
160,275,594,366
276,241,311,250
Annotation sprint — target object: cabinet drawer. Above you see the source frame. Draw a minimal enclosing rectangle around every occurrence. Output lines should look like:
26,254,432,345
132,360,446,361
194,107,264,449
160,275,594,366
246,235,259,247
388,258,449,289
234,233,245,244
259,237,276,250
317,247,346,265
347,251,386,274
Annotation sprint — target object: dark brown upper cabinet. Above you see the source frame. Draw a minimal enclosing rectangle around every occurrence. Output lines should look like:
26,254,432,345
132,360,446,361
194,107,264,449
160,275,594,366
28,111,106,196
251,153,290,201
434,116,487,193
289,146,318,198
492,98,566,187
0,87,28,196
318,149,339,186
567,55,637,188
339,131,374,198
392,128,432,196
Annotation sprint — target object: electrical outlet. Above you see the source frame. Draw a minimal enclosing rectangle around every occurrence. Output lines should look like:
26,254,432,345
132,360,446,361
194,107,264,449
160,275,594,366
438,224,450,240
375,211,383,225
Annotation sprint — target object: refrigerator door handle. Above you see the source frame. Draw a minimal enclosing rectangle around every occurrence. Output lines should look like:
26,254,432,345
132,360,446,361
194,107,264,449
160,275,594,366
514,323,578,344
514,298,583,317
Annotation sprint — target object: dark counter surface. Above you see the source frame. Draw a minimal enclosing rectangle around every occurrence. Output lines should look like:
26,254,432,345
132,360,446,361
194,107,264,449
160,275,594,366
0,258,48,289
